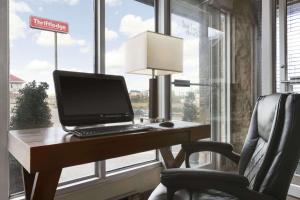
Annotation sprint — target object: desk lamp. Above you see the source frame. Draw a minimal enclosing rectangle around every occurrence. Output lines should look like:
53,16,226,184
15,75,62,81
125,31,183,121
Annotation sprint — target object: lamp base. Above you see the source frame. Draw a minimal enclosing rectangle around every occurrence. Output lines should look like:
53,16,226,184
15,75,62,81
149,78,158,120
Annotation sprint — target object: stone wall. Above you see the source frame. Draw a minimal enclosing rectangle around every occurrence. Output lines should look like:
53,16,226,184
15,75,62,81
230,0,257,153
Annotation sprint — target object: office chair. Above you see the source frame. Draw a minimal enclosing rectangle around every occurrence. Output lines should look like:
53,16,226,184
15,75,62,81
149,93,300,200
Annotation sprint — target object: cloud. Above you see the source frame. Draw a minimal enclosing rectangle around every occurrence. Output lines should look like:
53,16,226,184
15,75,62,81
10,13,27,40
182,39,199,81
106,44,149,90
106,44,125,71
10,0,32,13
21,59,85,94
80,45,91,53
35,32,90,54
105,27,118,41
63,0,80,5
119,14,154,37
36,31,86,47
9,0,32,40
105,0,122,6
42,0,80,6
26,59,53,71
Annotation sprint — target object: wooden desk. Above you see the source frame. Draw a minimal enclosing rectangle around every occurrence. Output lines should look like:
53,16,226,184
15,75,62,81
8,121,210,200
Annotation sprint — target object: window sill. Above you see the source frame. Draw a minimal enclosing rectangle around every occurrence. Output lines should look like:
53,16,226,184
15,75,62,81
289,184,300,198
10,161,162,200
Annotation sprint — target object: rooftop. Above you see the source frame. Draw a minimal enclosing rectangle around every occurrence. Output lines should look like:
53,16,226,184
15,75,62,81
9,74,25,84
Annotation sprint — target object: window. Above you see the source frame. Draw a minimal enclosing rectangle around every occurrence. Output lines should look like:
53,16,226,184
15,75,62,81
9,1,159,196
277,0,300,164
171,0,230,168
276,0,300,93
9,0,94,195
7,0,228,197
276,0,300,194
286,1,300,93
105,0,157,172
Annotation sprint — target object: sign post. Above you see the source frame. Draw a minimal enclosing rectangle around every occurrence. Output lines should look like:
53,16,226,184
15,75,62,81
29,16,69,70
54,32,58,70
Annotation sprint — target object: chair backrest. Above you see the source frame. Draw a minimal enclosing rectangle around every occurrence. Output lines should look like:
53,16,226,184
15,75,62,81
238,94,289,197
257,94,300,199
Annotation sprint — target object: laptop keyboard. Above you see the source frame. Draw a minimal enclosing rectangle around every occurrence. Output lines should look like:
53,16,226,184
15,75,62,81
72,124,153,138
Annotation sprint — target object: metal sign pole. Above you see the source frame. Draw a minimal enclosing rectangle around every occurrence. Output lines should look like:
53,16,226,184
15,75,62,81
30,16,69,71
54,32,58,70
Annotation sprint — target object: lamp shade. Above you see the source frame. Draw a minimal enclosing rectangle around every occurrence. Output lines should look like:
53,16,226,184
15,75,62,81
125,31,183,76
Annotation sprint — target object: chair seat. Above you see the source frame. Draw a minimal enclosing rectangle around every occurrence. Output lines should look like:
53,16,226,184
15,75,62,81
149,184,239,200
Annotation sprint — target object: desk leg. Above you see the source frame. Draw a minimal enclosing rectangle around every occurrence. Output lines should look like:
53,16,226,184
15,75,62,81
22,168,35,200
23,168,61,200
31,169,61,200
159,147,185,168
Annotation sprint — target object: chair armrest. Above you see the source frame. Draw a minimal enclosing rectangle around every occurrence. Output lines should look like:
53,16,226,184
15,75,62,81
182,141,240,167
161,168,249,189
161,169,275,200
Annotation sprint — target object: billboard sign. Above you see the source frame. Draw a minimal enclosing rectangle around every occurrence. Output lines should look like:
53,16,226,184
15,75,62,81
30,16,69,34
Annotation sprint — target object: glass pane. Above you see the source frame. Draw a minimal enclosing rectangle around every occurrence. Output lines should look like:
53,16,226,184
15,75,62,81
287,1,300,92
106,151,157,171
277,0,300,177
171,0,228,167
60,163,95,183
276,5,281,92
105,0,156,171
9,0,95,195
286,0,300,175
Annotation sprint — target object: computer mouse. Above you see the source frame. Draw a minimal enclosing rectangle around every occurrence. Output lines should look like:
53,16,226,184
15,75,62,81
159,121,174,128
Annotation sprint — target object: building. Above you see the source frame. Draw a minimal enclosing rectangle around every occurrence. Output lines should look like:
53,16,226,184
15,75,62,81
9,74,25,113
9,74,25,94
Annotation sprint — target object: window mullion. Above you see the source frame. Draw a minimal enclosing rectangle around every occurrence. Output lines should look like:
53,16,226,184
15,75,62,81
95,161,106,179
0,0,9,199
95,0,105,74
95,0,106,178
157,0,171,120
261,0,276,95
278,0,288,92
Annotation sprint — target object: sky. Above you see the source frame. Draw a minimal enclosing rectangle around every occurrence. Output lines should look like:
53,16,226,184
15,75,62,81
9,0,225,95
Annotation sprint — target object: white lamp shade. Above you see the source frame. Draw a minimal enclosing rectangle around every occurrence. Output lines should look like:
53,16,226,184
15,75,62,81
125,31,183,76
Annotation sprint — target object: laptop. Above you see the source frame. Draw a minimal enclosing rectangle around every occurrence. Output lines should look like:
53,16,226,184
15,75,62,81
53,70,153,138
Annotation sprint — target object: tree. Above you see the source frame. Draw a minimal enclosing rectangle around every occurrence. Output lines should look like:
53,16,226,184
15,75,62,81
10,81,53,193
10,81,52,130
182,92,198,122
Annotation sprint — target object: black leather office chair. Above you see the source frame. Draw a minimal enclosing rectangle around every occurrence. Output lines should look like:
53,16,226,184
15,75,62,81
149,93,300,200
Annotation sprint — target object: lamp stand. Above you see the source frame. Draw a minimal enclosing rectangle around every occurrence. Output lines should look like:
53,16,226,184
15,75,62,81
149,70,158,120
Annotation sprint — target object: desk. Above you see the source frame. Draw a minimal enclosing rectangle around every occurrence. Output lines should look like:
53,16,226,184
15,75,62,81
8,121,210,200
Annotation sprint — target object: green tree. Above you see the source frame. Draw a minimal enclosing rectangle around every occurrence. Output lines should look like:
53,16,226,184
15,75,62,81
182,92,198,122
9,81,53,194
10,81,52,130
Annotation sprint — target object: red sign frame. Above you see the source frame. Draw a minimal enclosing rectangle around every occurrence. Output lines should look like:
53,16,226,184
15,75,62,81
30,16,69,34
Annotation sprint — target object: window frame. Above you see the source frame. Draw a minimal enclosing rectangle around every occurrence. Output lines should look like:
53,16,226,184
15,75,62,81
99,0,160,174
0,0,9,199
3,0,231,198
6,0,162,199
276,0,300,197
168,0,232,170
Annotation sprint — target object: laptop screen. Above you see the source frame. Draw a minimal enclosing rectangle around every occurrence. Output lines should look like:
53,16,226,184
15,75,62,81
53,70,134,126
